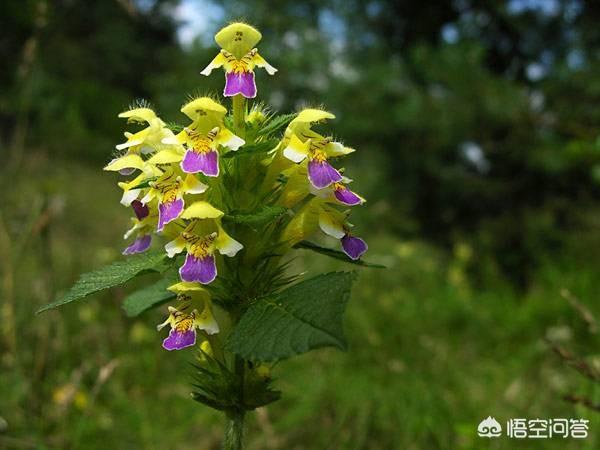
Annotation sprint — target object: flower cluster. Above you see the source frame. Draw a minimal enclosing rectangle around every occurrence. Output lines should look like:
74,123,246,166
105,22,367,351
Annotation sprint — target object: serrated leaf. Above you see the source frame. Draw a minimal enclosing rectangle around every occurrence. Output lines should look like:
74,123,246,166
257,113,297,137
295,240,386,268
221,140,278,159
226,272,357,362
225,206,288,228
37,252,169,314
122,273,178,317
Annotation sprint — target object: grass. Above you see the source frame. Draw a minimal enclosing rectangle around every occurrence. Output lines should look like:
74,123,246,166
1,155,599,449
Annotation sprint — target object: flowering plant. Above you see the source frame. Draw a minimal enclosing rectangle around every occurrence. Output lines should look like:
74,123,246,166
38,22,380,449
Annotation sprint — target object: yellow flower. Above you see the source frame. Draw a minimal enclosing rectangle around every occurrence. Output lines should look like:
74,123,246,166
105,107,182,175
201,23,277,98
151,97,244,177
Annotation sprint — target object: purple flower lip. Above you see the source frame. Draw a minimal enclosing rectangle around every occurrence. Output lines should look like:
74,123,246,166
341,234,368,260
157,198,184,232
179,254,217,284
162,329,196,351
334,185,362,206
181,149,219,177
131,199,150,220
122,234,152,255
119,167,136,176
224,71,257,98
308,160,343,189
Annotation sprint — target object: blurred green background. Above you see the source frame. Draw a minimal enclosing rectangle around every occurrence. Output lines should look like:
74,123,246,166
2,0,600,448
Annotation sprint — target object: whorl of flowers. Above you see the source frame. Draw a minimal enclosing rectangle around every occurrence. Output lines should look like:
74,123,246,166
104,22,368,351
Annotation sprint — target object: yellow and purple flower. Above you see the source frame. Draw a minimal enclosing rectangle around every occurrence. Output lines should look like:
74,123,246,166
165,203,243,284
106,107,180,176
318,208,368,260
154,97,245,177
140,168,208,232
281,109,355,189
157,294,219,351
283,135,342,189
310,176,365,206
122,199,155,255
201,23,277,98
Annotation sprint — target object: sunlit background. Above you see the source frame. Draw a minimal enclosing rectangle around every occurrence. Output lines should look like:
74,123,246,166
2,0,600,449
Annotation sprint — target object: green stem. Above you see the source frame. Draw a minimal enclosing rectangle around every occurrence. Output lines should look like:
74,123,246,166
224,355,246,450
224,408,245,450
232,94,246,137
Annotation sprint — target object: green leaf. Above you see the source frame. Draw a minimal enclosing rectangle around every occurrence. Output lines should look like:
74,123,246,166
122,273,178,317
225,206,288,228
36,252,169,314
257,113,297,137
221,140,278,159
226,272,357,362
294,240,386,268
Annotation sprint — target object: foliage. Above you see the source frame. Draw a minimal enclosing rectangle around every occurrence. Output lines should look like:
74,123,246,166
122,272,179,317
227,272,356,362
36,252,170,313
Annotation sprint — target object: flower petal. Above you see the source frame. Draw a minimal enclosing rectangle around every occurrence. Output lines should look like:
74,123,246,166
341,235,368,260
158,198,184,231
162,329,196,351
217,128,245,150
200,51,227,76
181,149,219,176
181,201,224,220
308,160,342,189
318,210,346,239
104,154,145,172
215,23,262,57
224,72,257,98
165,237,187,258
215,226,243,257
123,235,152,255
251,50,277,75
334,186,362,206
118,107,158,123
182,174,209,194
131,199,149,220
121,188,141,206
326,141,355,157
148,148,183,165
180,97,227,122
292,109,336,125
167,281,206,293
179,254,217,284
119,168,136,176
283,134,309,163
197,305,220,335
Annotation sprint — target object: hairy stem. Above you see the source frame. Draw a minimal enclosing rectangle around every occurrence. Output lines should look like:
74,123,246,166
224,408,245,450
232,94,246,137
223,355,246,450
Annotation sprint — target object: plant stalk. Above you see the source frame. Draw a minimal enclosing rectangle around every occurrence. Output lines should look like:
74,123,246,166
223,354,246,449
232,94,246,137
224,408,245,450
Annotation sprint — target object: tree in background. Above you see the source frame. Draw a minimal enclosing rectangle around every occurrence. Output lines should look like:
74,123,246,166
1,0,182,163
212,0,600,286
3,0,600,287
